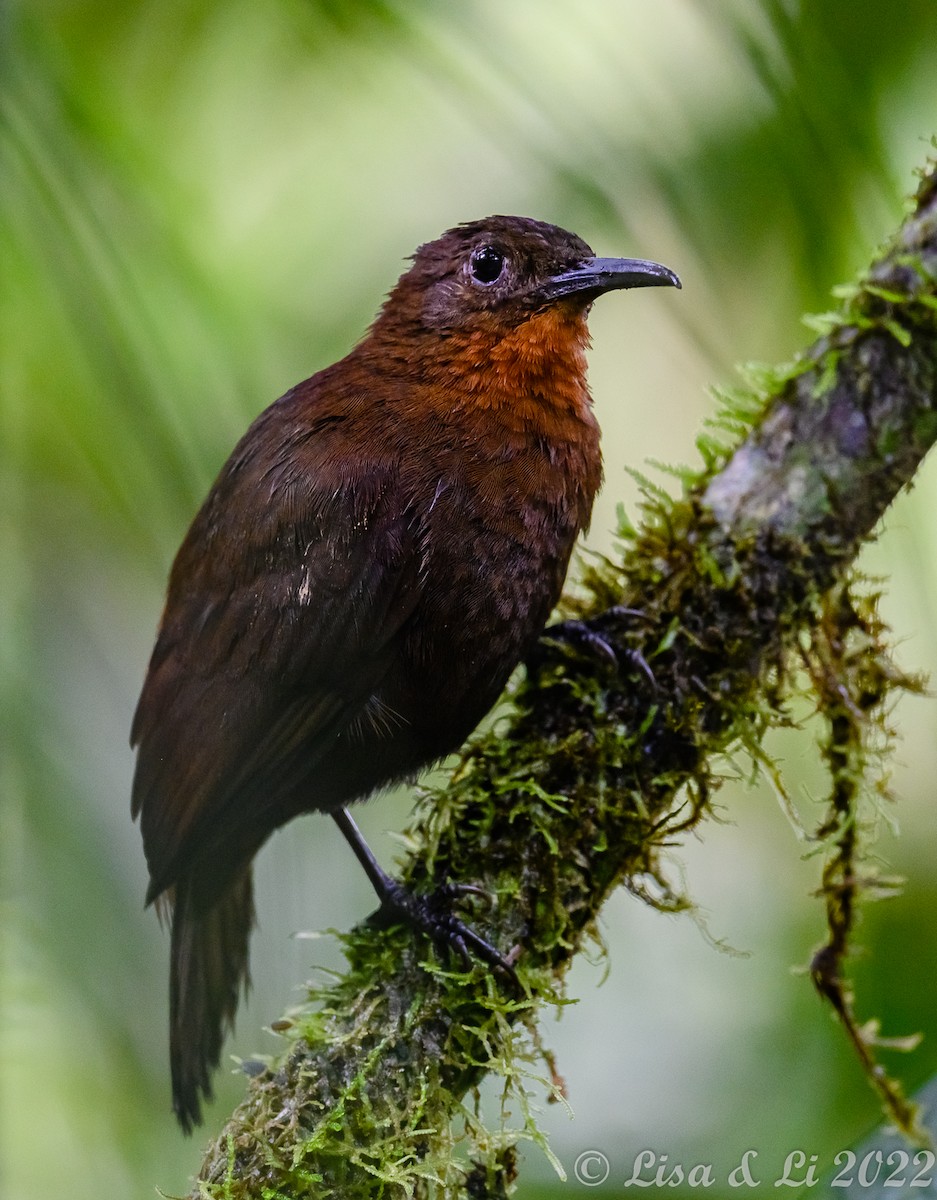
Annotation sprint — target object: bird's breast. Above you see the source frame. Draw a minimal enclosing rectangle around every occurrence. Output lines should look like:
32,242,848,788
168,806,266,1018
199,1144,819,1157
390,413,601,747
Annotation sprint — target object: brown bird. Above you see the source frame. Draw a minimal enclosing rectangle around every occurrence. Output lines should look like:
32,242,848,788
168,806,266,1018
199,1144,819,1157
131,215,679,1131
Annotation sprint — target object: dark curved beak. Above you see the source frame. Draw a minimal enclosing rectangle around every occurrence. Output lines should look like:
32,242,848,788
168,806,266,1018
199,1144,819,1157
535,256,681,303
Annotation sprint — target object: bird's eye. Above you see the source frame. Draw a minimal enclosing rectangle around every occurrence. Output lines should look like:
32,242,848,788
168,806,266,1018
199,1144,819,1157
469,245,505,285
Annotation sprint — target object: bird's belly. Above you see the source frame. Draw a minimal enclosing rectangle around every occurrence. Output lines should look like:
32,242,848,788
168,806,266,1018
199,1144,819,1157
285,518,571,817
396,519,572,743
275,466,589,818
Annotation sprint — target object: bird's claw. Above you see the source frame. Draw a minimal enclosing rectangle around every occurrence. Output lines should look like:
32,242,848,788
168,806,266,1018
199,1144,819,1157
619,646,658,691
544,620,618,667
435,880,496,908
532,614,658,690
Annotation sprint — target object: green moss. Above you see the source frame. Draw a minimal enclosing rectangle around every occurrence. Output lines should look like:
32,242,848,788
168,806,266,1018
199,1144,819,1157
803,582,928,1144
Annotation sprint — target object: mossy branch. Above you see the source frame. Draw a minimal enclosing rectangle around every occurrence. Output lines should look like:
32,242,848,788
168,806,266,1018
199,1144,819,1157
192,158,937,1198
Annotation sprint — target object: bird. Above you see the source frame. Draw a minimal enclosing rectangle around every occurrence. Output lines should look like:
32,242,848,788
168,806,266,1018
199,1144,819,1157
130,214,680,1131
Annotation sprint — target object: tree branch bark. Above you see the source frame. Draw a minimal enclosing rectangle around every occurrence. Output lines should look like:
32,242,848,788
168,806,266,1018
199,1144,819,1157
192,158,937,1198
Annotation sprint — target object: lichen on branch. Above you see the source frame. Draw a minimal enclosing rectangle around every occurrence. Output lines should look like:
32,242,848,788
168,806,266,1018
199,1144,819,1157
194,156,937,1198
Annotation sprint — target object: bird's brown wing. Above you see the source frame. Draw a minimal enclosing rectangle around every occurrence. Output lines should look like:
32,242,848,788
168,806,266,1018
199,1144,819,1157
130,398,424,903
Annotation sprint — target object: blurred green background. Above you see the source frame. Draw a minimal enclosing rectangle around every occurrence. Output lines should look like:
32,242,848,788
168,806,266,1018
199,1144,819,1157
4,1,937,1196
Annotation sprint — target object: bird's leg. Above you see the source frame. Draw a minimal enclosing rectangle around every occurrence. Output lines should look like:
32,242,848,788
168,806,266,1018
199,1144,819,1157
530,605,657,689
332,808,519,982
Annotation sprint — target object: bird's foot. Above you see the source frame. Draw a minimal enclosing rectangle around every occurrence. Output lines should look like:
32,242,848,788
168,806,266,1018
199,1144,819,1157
531,607,657,690
370,878,520,984
541,618,618,667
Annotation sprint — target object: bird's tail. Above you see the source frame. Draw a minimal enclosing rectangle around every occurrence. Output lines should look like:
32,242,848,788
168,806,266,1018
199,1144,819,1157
168,867,255,1133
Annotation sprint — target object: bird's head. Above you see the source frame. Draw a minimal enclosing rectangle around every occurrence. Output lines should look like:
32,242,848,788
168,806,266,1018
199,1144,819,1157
370,214,680,341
